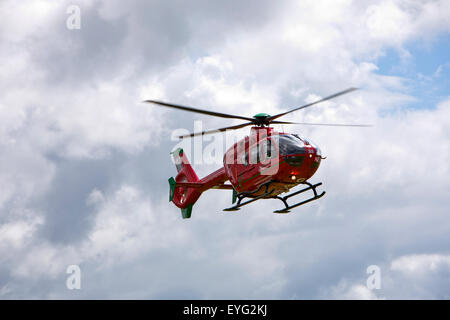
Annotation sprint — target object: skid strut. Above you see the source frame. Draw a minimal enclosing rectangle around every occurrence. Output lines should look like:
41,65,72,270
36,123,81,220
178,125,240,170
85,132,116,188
272,182,325,213
223,181,274,211
223,181,325,213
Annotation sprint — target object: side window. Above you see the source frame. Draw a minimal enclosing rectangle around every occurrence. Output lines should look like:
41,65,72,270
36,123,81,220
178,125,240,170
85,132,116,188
241,151,249,166
266,138,276,158
261,138,276,160
249,145,259,164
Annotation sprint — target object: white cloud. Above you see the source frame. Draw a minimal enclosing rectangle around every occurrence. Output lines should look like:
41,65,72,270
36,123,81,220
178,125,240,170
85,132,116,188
1,185,185,291
321,253,450,299
391,254,450,274
0,216,43,251
83,185,188,268
323,281,382,300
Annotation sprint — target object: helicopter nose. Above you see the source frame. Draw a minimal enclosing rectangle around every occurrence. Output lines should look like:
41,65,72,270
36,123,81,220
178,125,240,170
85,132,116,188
310,147,322,169
306,145,321,159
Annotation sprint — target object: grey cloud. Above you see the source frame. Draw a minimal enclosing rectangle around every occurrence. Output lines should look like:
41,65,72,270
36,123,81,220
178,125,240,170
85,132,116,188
28,0,283,86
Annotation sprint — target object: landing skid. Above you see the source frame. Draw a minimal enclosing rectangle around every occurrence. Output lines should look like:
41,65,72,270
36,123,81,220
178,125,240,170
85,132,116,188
223,181,325,213
223,181,274,211
271,181,325,213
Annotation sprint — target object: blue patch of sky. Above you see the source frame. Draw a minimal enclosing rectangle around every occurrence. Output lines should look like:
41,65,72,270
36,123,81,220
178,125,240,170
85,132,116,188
375,33,450,110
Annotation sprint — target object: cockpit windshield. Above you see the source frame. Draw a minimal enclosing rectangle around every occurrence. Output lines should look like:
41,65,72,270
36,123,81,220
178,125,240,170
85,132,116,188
292,134,322,156
276,134,306,156
273,134,322,156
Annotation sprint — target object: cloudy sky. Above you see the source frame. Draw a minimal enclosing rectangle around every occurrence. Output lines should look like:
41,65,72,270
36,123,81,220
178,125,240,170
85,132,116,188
1,0,449,299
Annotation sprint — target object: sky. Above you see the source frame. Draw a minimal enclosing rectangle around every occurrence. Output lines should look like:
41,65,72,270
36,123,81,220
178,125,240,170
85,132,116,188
0,0,449,299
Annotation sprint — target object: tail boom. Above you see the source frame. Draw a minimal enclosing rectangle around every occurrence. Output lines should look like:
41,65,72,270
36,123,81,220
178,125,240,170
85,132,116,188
169,148,228,218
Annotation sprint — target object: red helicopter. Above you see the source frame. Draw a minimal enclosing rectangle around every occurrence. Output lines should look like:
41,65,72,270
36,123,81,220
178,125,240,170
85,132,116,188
144,88,369,218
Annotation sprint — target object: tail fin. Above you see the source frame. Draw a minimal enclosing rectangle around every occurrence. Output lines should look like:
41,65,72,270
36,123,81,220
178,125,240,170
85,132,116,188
168,148,202,219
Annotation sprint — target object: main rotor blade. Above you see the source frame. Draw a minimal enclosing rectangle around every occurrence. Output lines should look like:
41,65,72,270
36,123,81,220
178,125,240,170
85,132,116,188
143,100,255,122
271,120,372,127
177,122,254,139
269,87,359,121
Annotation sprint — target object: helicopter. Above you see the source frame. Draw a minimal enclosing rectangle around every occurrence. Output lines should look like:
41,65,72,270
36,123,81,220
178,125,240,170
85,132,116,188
144,88,370,219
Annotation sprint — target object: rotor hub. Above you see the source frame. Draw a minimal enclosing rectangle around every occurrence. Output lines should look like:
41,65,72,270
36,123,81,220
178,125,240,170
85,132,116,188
253,113,271,126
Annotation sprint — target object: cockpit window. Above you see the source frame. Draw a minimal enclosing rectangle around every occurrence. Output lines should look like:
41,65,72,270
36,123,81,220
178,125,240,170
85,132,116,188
292,134,309,145
276,134,306,156
292,134,322,156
